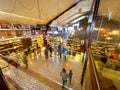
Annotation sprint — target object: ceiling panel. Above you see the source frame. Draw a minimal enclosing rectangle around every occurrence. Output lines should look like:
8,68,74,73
0,0,76,24
0,0,119,24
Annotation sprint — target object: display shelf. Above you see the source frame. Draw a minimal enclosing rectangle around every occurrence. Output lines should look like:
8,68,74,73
0,35,44,42
0,39,22,55
0,36,31,42
31,35,43,47
5,52,23,66
0,29,31,31
0,45,22,53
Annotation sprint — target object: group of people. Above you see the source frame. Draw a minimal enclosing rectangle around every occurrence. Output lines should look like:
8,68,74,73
44,44,53,58
44,42,68,60
60,68,73,88
58,43,68,60
22,46,74,88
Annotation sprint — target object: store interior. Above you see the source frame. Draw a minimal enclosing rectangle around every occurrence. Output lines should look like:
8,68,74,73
0,0,120,90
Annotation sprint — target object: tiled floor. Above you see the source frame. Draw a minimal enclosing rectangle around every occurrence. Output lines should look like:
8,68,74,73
22,52,84,90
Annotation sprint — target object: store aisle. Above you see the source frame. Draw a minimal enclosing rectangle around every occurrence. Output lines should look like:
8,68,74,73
24,52,84,90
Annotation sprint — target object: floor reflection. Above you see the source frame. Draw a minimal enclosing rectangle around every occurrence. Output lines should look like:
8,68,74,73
27,52,83,90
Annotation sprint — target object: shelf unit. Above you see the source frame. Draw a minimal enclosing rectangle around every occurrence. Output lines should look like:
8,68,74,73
0,37,22,55
31,35,43,47
0,28,30,31
0,36,32,42
0,28,31,40
0,28,44,54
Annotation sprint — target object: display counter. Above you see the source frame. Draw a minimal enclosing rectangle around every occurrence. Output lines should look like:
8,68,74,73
0,56,52,90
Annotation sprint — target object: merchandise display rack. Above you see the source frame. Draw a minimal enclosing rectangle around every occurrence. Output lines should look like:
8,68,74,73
31,35,43,47
0,39,22,55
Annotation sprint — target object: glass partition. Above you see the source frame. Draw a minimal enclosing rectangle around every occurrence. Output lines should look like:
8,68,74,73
91,16,120,90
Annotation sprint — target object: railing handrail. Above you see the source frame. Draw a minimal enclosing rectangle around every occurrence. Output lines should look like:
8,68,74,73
88,48,102,90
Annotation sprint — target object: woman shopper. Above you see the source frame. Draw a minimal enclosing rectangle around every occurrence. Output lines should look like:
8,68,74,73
60,68,68,88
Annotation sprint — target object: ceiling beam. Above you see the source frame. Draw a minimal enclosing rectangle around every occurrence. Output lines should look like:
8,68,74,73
46,0,84,25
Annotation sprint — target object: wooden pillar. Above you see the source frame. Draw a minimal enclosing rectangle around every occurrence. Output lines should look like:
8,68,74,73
20,38,32,49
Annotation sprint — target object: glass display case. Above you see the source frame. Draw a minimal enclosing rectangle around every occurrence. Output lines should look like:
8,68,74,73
0,56,52,90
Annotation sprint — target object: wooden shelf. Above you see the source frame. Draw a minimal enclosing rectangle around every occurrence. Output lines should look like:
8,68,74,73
0,28,31,31
0,36,31,41
0,35,43,42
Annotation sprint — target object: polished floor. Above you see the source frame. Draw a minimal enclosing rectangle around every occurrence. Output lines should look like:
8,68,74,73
3,50,120,90
2,49,120,90
26,52,83,90
4,50,84,90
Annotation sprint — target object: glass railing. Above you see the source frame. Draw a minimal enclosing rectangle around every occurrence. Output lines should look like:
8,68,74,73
81,49,102,90
81,46,119,90
91,41,119,90
88,49,102,90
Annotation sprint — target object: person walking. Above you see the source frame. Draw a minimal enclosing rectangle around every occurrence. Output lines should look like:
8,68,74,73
58,44,62,59
60,68,68,88
49,45,52,57
23,51,28,69
33,49,37,60
38,46,41,55
44,46,49,59
63,46,68,60
68,69,73,85
54,43,57,56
